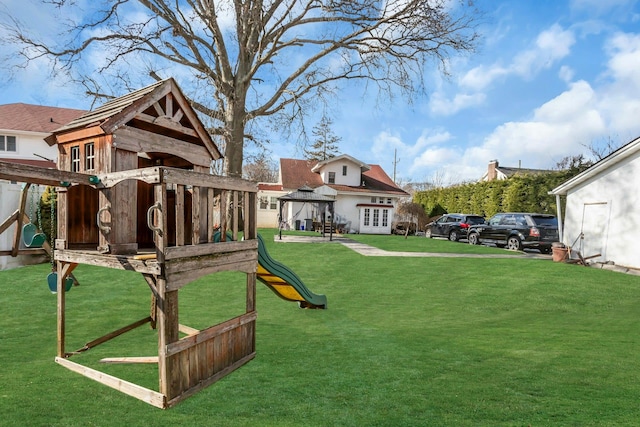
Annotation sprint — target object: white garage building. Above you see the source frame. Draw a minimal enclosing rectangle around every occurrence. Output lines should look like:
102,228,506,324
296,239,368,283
550,136,640,270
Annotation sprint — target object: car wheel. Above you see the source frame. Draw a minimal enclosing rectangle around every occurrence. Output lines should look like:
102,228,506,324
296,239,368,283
449,230,459,242
540,246,551,254
507,236,522,251
425,229,432,238
468,232,479,245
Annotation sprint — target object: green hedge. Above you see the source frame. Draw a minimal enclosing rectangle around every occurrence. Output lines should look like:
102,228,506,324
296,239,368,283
413,170,582,219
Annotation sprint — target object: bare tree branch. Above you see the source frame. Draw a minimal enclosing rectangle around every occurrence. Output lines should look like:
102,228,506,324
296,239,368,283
3,0,481,177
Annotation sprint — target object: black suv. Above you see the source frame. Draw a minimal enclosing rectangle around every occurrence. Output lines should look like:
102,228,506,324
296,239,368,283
425,213,486,242
467,213,558,253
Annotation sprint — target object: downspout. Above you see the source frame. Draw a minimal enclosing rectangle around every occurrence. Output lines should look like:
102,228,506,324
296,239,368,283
555,193,564,243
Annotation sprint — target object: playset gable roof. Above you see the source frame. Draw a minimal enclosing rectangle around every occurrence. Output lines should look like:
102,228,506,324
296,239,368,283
45,78,222,160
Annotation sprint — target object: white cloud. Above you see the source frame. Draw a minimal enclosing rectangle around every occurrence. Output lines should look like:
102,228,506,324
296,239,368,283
598,32,640,135
570,0,635,14
465,80,604,171
460,24,575,90
459,64,509,91
559,65,575,82
429,91,486,116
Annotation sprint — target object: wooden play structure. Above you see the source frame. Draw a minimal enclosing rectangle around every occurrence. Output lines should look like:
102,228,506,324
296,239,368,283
0,79,261,408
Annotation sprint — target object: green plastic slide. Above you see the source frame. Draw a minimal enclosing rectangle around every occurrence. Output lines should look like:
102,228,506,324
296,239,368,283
256,234,327,309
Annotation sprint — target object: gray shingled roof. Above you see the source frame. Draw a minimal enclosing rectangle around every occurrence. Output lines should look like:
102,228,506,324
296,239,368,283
279,188,335,202
52,80,166,133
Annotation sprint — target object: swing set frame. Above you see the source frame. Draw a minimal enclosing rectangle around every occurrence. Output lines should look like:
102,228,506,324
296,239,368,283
0,181,52,257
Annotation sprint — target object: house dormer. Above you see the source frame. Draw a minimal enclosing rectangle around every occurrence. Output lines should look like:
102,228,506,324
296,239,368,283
311,154,370,186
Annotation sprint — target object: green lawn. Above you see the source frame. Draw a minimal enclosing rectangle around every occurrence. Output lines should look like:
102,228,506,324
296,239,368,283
341,232,521,254
1,228,639,426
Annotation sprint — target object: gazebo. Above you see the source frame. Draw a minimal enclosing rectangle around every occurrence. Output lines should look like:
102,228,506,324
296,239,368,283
278,186,335,240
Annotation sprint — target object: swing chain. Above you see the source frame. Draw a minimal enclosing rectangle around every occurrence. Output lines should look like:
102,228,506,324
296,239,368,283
50,188,56,271
28,184,35,222
36,185,43,232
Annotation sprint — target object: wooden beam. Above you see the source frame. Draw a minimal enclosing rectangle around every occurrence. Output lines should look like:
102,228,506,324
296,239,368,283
53,125,105,144
113,126,210,167
99,356,159,364
164,240,257,260
160,167,257,192
178,324,200,336
97,166,161,188
0,161,99,187
0,210,19,235
101,81,173,134
134,112,198,138
54,249,161,275
74,317,152,353
55,357,166,408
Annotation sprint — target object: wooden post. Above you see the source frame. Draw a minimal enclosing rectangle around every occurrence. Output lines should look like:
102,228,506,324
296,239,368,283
12,183,30,257
56,260,66,358
191,186,200,245
175,185,185,246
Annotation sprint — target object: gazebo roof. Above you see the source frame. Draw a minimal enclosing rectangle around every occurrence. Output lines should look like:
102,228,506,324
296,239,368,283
279,186,335,202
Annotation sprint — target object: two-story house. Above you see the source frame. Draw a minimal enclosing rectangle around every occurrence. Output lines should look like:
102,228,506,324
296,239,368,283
257,154,409,234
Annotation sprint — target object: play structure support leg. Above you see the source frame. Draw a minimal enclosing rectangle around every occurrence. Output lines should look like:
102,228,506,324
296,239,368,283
247,272,256,312
56,260,66,358
55,261,78,358
156,276,179,402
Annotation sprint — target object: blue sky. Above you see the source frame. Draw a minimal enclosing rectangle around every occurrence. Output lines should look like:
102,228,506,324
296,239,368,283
2,0,640,184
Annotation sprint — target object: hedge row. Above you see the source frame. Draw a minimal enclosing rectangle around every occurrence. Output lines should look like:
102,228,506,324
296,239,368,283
413,170,581,219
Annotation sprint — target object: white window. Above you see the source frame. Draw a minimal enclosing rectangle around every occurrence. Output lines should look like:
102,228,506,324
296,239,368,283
370,197,376,203
0,135,17,152
382,209,388,227
364,208,370,226
328,171,336,184
342,165,347,176
270,197,278,210
387,198,392,204
85,142,95,171
259,197,269,209
379,197,384,204
373,209,379,226
71,146,81,172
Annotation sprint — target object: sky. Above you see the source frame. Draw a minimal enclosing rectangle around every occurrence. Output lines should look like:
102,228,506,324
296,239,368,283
2,0,640,185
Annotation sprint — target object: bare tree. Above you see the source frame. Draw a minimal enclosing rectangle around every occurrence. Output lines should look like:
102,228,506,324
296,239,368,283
243,152,279,182
3,0,481,178
583,136,623,162
394,200,428,237
304,114,341,161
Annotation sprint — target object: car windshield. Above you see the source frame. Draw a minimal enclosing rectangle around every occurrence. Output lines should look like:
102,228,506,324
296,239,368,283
465,216,485,225
531,216,557,226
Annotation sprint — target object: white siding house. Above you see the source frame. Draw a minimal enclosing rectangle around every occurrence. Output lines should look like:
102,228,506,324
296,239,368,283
257,155,408,234
550,136,640,270
0,103,85,270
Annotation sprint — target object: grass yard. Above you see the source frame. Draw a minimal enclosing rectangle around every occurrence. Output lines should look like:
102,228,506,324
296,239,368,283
339,232,521,254
1,228,639,426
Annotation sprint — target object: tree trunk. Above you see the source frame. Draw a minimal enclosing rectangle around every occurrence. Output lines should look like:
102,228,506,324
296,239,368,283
223,87,247,179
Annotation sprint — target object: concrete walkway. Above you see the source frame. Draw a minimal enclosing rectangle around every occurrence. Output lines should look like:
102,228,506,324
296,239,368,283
273,234,549,259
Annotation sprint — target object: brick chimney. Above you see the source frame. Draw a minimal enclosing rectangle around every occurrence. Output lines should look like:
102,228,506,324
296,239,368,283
487,159,498,181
